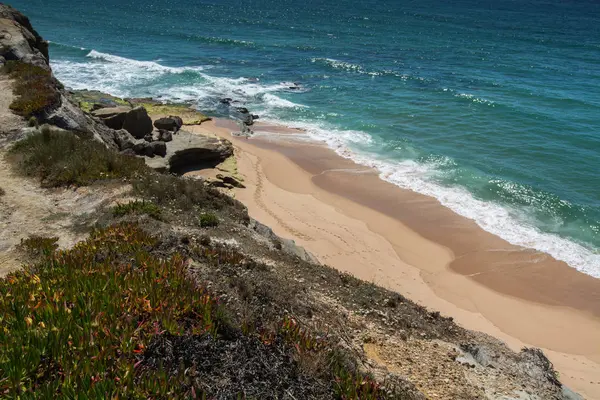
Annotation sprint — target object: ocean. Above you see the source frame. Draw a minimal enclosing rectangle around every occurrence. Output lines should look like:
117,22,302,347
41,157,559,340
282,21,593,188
10,0,600,276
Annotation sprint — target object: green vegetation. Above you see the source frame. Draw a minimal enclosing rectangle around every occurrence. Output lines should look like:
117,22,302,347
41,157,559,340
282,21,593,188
2,61,60,118
0,223,401,398
9,126,146,187
28,116,39,127
0,223,226,397
113,200,162,220
132,101,211,125
199,212,219,228
68,90,130,113
19,236,59,260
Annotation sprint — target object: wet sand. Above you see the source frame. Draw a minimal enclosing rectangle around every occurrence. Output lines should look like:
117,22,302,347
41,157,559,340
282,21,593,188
190,120,600,398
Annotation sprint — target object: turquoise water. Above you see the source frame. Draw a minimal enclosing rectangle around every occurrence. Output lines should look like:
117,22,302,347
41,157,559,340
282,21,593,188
10,0,600,276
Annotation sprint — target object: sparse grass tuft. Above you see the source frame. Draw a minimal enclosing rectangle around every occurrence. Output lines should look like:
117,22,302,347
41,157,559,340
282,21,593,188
3,61,61,118
113,200,162,220
9,126,146,187
18,235,59,259
28,116,39,127
199,212,219,228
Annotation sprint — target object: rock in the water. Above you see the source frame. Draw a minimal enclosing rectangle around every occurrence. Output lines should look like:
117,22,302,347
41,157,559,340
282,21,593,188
158,129,173,142
153,116,183,132
122,106,153,139
145,130,233,173
236,107,249,114
220,98,233,105
242,114,254,126
216,174,245,188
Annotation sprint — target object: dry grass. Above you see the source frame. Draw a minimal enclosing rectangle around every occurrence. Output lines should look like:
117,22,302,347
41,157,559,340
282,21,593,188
9,126,146,187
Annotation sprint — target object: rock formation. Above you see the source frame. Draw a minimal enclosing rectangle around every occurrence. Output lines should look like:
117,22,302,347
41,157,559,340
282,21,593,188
145,130,233,173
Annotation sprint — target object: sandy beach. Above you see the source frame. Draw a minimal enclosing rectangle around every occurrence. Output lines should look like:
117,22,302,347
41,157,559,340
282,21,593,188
189,119,600,399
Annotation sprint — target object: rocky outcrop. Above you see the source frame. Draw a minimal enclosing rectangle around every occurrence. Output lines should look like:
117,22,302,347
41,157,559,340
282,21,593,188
157,129,173,142
216,174,245,188
145,130,233,173
91,106,131,130
122,106,153,139
0,4,49,70
154,116,183,132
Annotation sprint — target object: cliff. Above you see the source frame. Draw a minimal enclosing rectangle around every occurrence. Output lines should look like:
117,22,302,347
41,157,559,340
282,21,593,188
0,4,582,399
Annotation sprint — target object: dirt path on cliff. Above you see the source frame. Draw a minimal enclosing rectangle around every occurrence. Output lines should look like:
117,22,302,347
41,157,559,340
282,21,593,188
0,75,132,276
0,152,133,276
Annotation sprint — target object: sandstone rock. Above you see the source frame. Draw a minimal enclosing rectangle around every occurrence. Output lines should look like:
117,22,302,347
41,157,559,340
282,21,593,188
91,106,131,118
149,141,167,157
216,173,245,189
113,129,137,151
91,107,131,130
157,129,173,142
153,116,182,132
144,130,233,173
122,106,153,139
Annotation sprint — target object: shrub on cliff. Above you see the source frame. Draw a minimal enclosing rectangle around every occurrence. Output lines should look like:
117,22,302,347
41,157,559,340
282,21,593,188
0,223,398,398
113,200,162,220
9,126,146,187
2,60,60,118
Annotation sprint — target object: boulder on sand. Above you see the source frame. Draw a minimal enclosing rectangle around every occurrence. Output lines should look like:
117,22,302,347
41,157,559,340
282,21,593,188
145,130,233,173
153,116,183,132
122,106,153,139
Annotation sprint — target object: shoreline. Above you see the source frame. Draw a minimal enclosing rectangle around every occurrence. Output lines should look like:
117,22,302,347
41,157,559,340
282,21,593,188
190,119,600,398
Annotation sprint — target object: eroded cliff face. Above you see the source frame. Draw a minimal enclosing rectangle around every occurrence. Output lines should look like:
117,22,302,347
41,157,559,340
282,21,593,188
0,4,48,69
0,5,582,400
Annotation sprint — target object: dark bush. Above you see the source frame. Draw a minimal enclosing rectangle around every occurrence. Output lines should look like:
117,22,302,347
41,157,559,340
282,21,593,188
199,212,219,228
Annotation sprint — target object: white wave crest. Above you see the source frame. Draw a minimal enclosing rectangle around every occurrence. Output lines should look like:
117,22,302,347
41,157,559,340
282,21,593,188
51,50,306,110
87,50,204,74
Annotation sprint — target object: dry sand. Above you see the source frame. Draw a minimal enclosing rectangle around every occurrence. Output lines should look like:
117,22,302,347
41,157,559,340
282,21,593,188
190,119,600,399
